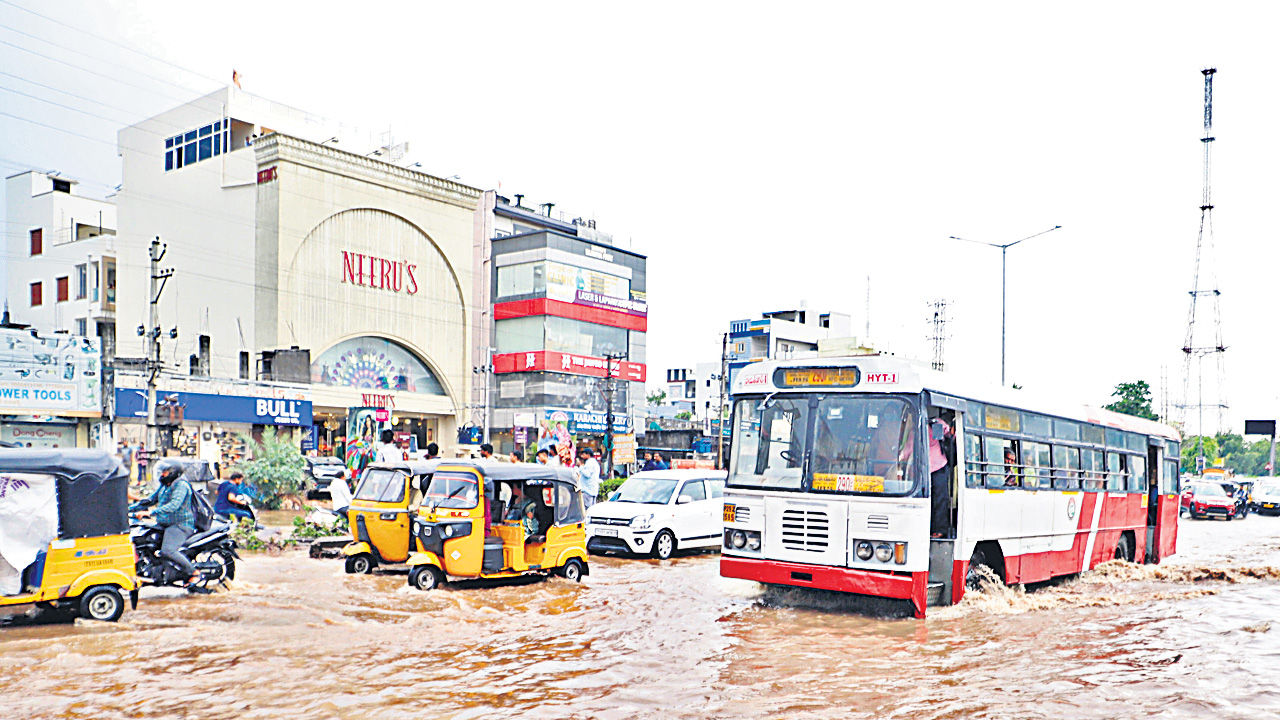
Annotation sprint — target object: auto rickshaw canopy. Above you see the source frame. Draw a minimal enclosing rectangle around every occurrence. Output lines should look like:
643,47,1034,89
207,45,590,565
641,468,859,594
0,449,129,540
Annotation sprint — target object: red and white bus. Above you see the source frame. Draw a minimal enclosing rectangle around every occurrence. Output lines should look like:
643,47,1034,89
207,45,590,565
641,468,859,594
720,355,1181,617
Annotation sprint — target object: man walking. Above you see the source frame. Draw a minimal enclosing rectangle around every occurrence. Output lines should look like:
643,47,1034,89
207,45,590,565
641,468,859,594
576,447,601,508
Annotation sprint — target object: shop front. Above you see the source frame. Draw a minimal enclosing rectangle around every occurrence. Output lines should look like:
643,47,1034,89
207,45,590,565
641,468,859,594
309,335,458,464
0,329,103,448
113,375,312,474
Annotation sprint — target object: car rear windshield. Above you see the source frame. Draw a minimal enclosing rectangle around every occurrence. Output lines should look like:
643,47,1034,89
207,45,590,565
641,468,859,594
355,469,405,503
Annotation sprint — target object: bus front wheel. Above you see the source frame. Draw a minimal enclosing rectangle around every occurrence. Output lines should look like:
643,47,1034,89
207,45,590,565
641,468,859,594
966,546,1003,591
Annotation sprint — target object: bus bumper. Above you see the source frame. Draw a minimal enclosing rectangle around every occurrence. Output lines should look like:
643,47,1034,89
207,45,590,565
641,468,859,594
721,555,929,618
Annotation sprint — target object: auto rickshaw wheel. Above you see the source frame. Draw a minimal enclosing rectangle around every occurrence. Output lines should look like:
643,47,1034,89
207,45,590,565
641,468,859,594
345,553,374,574
562,558,585,583
409,565,443,591
79,585,125,622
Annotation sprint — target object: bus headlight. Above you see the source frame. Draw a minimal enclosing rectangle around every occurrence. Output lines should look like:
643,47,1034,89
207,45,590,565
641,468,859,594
731,530,747,548
874,543,893,563
855,541,874,561
746,533,761,551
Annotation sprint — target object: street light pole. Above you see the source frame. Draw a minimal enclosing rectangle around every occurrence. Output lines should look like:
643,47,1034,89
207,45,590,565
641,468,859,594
950,225,1061,386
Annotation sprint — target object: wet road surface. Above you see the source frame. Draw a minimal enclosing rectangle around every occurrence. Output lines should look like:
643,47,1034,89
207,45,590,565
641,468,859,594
3,517,1280,718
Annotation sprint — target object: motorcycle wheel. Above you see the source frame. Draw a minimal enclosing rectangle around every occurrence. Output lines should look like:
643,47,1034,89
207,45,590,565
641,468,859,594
193,548,237,588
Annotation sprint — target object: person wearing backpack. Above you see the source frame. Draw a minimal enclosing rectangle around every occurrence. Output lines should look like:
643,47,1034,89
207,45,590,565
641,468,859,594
137,461,200,587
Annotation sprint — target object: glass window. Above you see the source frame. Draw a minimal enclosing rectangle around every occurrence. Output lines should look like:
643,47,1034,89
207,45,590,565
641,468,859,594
1023,414,1052,438
809,396,918,495
165,151,173,171
166,137,174,148
965,432,983,488
1128,455,1147,493
495,316,544,354
184,142,197,166
986,406,1020,432
199,124,212,137
1166,440,1180,458
680,480,707,502
729,396,811,491
354,469,406,503
312,336,446,394
1105,428,1125,448
184,130,197,142
1082,449,1105,491
214,121,221,132
75,264,87,300
1023,441,1052,489
1082,424,1105,446
1053,445,1081,489
984,437,1019,488
1106,452,1125,491
616,476,679,504
198,137,212,161
29,281,42,307
1161,460,1179,495
175,147,184,169
496,262,546,298
1054,420,1081,442
544,260,629,302
1126,433,1147,453
544,316,627,356
706,479,724,498
213,134,221,156
424,471,478,509
555,483,583,524
964,403,985,430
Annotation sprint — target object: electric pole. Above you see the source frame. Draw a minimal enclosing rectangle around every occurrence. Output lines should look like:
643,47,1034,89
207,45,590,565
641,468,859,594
927,299,950,371
146,237,173,456
602,351,626,478
717,332,728,469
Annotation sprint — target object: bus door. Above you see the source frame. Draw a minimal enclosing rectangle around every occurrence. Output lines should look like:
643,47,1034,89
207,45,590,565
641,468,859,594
1145,442,1175,563
1154,455,1180,561
923,393,964,606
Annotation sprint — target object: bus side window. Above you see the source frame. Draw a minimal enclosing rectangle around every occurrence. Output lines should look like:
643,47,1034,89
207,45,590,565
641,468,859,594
1129,455,1147,493
1082,449,1104,491
1162,460,1179,494
1023,442,1051,490
1106,452,1124,492
1053,446,1081,490
965,433,983,488
984,437,1019,488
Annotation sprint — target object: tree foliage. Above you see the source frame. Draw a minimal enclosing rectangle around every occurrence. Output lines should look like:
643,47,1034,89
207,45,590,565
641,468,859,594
646,389,667,406
1104,380,1158,421
1181,433,1276,476
238,432,307,510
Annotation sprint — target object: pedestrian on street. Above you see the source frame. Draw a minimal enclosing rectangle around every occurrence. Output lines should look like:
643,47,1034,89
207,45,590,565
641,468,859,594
641,452,660,472
480,443,494,459
653,452,670,470
576,447,601,508
376,429,404,463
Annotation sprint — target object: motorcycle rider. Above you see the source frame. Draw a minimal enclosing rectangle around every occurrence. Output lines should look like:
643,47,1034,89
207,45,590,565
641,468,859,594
138,461,200,587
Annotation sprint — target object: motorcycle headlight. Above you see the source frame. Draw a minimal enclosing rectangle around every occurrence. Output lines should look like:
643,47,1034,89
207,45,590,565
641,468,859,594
630,514,653,530
874,543,893,563
731,530,747,548
855,540,874,561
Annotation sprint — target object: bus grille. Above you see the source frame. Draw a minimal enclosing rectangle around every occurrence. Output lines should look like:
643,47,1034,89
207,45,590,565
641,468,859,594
781,509,829,552
733,506,751,523
867,514,890,531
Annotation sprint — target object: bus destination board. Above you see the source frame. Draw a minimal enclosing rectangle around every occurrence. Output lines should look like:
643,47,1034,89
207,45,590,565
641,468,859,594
773,367,861,388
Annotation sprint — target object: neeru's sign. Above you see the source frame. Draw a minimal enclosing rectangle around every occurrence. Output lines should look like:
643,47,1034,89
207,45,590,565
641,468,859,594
341,250,419,295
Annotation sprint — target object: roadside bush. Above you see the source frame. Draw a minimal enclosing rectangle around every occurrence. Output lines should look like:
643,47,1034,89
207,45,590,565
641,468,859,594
600,476,625,498
238,432,307,510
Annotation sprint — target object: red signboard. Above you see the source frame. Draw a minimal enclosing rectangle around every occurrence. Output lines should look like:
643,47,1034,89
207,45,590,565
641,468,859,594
374,408,390,422
493,350,646,382
494,298,647,332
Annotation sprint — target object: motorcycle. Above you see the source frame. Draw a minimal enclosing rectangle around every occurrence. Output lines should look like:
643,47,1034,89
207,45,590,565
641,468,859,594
129,504,241,592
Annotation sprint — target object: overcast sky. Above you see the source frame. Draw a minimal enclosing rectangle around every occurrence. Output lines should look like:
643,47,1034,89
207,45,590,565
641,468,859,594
2,1,1276,436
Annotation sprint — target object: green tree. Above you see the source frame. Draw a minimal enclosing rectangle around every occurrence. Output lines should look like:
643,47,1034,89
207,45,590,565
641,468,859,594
646,389,667,406
1180,435,1220,474
1104,381,1158,420
674,411,692,421
238,432,307,510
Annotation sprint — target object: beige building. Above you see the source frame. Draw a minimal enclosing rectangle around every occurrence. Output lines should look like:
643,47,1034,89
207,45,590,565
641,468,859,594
115,88,481,460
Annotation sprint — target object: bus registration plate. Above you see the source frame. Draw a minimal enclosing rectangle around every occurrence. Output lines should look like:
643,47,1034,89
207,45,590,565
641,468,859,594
813,473,885,493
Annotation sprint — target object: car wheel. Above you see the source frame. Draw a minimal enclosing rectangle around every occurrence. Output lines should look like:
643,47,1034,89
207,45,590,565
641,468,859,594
652,530,676,560
408,565,443,591
562,558,586,583
79,585,125,622
345,553,374,574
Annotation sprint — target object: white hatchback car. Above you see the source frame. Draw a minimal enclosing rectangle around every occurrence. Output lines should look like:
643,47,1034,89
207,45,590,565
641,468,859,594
586,469,727,559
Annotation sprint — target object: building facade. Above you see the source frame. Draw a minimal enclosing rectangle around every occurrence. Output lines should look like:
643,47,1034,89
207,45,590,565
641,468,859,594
486,224,646,460
4,171,117,342
115,88,481,464
726,307,854,387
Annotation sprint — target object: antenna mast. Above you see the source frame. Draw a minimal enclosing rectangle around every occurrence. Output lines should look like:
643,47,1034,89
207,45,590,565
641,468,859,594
1178,67,1229,467
928,299,950,371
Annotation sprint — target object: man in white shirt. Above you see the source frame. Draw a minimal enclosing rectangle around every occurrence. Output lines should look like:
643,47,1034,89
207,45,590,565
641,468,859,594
576,447,601,508
375,429,404,463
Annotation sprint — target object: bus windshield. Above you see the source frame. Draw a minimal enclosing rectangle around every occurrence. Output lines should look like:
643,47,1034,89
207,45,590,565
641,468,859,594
729,393,920,496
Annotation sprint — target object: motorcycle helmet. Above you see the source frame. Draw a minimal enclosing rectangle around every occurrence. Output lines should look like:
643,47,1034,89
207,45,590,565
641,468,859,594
153,458,186,486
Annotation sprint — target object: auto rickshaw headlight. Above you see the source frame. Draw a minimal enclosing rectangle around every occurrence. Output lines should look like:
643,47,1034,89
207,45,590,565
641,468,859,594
444,524,455,538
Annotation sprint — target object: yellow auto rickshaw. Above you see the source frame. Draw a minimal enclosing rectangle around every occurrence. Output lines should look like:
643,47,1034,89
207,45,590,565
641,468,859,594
0,449,139,622
405,462,589,590
341,459,442,574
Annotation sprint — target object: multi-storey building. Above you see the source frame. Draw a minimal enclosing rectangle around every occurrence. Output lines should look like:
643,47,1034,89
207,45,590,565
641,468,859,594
726,307,854,387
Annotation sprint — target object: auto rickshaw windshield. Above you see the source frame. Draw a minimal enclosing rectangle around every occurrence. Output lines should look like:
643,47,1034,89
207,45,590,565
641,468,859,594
355,469,406,503
425,471,479,509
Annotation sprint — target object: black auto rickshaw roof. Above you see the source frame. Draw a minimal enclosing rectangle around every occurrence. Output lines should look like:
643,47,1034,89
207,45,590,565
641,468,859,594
0,448,128,539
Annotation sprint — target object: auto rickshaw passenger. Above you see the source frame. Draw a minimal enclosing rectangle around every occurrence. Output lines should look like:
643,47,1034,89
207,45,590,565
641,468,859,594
522,503,541,540
506,485,536,523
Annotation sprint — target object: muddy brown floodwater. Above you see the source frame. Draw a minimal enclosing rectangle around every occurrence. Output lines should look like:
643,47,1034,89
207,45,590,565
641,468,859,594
4,517,1280,719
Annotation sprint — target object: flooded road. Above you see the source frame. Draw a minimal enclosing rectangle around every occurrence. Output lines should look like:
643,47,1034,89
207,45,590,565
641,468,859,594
4,517,1280,719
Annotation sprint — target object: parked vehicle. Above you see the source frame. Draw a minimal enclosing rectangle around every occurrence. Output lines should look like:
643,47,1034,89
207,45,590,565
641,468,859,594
586,470,728,559
305,456,347,498
1180,482,1237,520
1252,481,1280,515
0,449,139,622
341,460,441,574
404,461,589,590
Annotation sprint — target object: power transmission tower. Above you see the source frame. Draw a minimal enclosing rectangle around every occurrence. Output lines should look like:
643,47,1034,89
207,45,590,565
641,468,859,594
927,299,950,371
1178,68,1229,467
